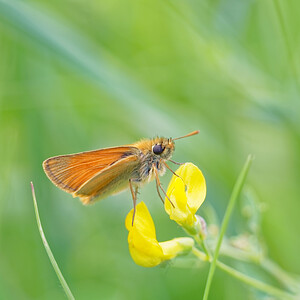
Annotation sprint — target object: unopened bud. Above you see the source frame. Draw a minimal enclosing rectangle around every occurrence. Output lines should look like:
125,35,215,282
196,215,207,239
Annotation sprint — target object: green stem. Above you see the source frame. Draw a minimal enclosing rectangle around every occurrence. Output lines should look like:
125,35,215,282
203,155,253,300
201,241,211,261
192,248,296,299
216,261,296,300
192,247,208,261
193,235,211,261
31,182,75,300
214,241,300,293
261,259,300,294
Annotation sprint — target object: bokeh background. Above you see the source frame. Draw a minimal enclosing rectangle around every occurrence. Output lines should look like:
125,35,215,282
1,0,299,299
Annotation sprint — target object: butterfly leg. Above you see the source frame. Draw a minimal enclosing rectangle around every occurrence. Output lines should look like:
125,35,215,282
134,186,139,199
162,161,183,181
168,159,184,166
129,179,137,226
153,165,175,208
155,177,164,204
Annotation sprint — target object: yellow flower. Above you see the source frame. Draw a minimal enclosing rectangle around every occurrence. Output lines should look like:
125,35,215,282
125,202,194,267
165,163,206,233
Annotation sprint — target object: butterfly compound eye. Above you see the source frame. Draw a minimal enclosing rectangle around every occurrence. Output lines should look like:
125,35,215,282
153,144,164,155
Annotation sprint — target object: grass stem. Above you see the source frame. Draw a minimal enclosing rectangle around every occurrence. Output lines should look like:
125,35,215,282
203,155,253,300
216,261,296,300
273,0,299,91
31,182,75,300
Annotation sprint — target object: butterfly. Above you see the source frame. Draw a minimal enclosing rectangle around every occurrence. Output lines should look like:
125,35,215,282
43,130,199,222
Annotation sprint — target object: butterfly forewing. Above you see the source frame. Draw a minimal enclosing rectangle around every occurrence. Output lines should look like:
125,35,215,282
43,146,138,196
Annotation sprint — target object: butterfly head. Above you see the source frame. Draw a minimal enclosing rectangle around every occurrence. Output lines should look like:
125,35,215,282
151,137,175,160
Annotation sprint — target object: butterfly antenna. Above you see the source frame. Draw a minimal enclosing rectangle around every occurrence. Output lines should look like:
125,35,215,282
172,130,199,141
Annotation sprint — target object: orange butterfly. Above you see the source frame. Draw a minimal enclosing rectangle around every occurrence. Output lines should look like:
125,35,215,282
43,130,199,222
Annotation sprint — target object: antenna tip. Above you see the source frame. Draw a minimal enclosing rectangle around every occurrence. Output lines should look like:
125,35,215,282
187,130,200,136
172,130,200,141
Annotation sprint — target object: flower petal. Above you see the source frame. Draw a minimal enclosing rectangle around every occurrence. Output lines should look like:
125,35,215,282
164,163,206,227
126,202,164,267
125,202,195,267
172,163,206,212
159,237,194,260
128,228,164,267
165,176,193,225
125,201,156,239
181,163,206,214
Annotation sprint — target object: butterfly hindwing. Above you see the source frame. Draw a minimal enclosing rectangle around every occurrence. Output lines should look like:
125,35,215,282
73,155,140,204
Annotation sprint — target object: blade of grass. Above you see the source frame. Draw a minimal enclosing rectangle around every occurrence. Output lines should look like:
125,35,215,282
203,154,253,300
31,182,75,300
272,0,299,92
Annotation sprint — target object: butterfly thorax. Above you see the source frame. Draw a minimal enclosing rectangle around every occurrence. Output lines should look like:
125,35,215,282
132,137,175,184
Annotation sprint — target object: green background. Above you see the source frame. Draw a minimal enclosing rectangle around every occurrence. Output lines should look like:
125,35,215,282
0,0,299,299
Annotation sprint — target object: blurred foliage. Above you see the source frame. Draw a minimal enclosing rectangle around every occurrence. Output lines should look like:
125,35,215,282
0,0,300,299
